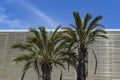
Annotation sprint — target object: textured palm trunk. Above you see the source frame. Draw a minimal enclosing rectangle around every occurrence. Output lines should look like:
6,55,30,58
76,45,88,80
41,63,52,80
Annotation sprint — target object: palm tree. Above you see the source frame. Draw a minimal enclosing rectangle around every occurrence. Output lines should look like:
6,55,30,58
12,26,71,80
62,12,107,80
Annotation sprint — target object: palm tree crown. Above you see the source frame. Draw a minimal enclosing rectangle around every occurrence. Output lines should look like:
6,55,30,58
12,26,70,80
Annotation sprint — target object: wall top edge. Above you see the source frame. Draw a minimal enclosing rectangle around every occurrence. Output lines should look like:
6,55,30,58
0,29,120,32
0,29,55,32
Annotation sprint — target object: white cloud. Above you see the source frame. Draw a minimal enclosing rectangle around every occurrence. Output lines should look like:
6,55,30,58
0,6,27,29
0,13,20,28
18,0,59,28
0,0,59,29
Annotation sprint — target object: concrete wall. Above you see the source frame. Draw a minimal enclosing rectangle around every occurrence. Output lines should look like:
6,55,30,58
0,31,120,80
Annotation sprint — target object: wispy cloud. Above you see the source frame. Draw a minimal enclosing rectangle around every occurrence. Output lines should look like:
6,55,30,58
0,6,27,29
18,0,59,28
0,0,59,29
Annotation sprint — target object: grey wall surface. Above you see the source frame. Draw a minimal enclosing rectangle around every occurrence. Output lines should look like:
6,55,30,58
0,31,120,80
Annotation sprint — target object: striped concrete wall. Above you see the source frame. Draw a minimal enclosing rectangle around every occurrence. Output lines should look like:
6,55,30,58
0,31,120,80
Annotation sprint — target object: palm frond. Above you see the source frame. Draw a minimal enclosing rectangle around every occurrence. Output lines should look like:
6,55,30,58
98,29,106,32
73,11,82,30
69,24,76,29
73,12,83,39
21,61,32,80
86,29,107,44
11,43,29,51
33,58,42,79
86,16,103,35
53,39,65,52
88,48,97,74
51,26,61,39
12,53,33,64
29,27,40,39
59,70,63,80
26,37,38,43
93,23,104,28
96,34,108,39
89,16,103,29
83,13,92,29
52,59,66,69
29,27,44,51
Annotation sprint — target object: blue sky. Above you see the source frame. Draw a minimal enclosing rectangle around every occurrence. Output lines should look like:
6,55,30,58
0,0,120,29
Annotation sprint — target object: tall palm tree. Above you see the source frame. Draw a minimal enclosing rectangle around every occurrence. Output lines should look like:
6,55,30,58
62,12,107,80
12,26,71,80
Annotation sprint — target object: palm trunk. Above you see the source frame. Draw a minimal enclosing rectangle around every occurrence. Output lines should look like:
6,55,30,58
76,45,88,80
41,63,52,80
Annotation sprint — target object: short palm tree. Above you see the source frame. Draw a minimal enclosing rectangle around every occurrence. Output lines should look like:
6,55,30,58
12,26,71,80
62,12,107,80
